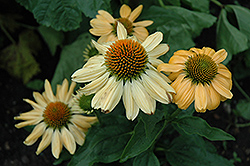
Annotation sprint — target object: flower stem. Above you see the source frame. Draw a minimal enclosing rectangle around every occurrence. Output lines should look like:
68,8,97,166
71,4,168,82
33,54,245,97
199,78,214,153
0,24,16,44
233,77,250,102
158,0,167,8
236,122,250,128
169,108,182,120
210,0,224,8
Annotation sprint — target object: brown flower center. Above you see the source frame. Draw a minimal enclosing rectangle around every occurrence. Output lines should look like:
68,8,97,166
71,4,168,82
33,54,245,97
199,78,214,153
185,53,218,84
113,18,133,36
105,39,147,80
43,102,71,129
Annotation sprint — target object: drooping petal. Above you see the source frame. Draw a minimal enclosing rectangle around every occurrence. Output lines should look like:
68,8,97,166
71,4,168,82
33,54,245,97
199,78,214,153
98,10,115,23
131,79,155,114
212,49,227,64
194,83,208,112
24,122,46,146
117,22,127,40
128,5,143,22
132,27,148,42
123,81,140,121
68,123,85,146
158,63,184,73
36,128,53,155
206,85,221,110
51,129,62,159
211,77,233,99
142,32,163,52
133,20,153,27
177,83,195,110
217,64,231,79
81,72,110,95
120,4,131,18
61,127,76,155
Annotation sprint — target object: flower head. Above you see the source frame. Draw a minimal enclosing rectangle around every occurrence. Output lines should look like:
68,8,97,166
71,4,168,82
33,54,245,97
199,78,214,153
89,4,153,43
72,22,175,121
14,79,97,159
158,47,233,112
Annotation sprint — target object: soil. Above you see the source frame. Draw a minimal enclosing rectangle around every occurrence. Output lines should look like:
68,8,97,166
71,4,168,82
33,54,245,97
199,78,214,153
1,0,250,166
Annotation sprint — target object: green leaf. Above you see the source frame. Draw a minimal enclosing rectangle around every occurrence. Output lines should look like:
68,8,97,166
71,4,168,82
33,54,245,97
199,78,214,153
227,5,250,41
165,134,234,166
0,30,41,83
76,0,112,18
16,0,82,31
120,118,167,162
235,99,250,120
26,79,44,91
68,117,133,166
216,8,248,65
51,32,94,89
38,26,64,56
144,6,216,59
173,116,235,141
53,149,72,165
181,0,210,13
133,149,160,166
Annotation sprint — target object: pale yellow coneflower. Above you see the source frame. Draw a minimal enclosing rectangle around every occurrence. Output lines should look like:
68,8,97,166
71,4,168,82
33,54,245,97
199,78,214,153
158,47,233,112
14,79,97,159
89,4,153,43
72,22,175,121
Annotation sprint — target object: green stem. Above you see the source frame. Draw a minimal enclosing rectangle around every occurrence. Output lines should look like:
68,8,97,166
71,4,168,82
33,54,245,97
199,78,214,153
155,147,166,152
169,108,182,120
158,0,167,8
236,122,250,128
210,0,224,8
233,77,250,102
0,24,16,44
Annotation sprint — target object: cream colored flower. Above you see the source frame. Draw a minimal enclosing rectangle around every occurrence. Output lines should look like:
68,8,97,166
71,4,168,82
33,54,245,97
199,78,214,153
89,4,153,43
14,79,97,159
158,47,233,112
72,22,175,121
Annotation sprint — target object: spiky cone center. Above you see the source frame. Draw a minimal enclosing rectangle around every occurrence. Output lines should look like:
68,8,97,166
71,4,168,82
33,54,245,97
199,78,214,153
113,18,133,36
184,54,218,85
43,102,71,129
105,39,148,81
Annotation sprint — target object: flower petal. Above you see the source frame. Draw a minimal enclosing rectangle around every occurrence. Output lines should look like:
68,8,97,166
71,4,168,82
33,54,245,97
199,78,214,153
90,18,113,29
194,83,208,112
168,55,187,64
23,98,44,110
92,40,109,55
206,85,221,110
33,92,47,107
142,32,163,52
202,47,215,57
36,128,53,155
89,28,112,36
133,20,153,27
128,5,143,22
177,82,195,110
24,122,46,146
218,64,231,79
117,22,127,40
61,127,76,155
97,33,117,43
158,63,184,73
81,72,110,95
212,49,227,64
98,10,115,23
15,116,43,128
120,4,131,18
123,81,140,121
68,123,85,146
51,129,63,159
44,79,56,102
132,27,148,42
148,44,169,59
211,77,233,99
131,79,155,114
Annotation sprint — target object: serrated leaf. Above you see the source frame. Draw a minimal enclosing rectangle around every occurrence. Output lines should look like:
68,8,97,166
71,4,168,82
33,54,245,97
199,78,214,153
235,99,250,120
133,149,160,166
181,0,210,13
174,116,235,141
216,8,248,65
227,5,250,41
120,118,167,162
144,6,216,59
51,32,94,89
0,30,41,83
38,26,64,56
16,0,82,31
76,0,112,18
68,117,133,166
165,134,234,166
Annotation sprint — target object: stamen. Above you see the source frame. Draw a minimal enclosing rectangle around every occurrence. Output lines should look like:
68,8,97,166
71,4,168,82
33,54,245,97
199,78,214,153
105,39,147,80
43,102,71,129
